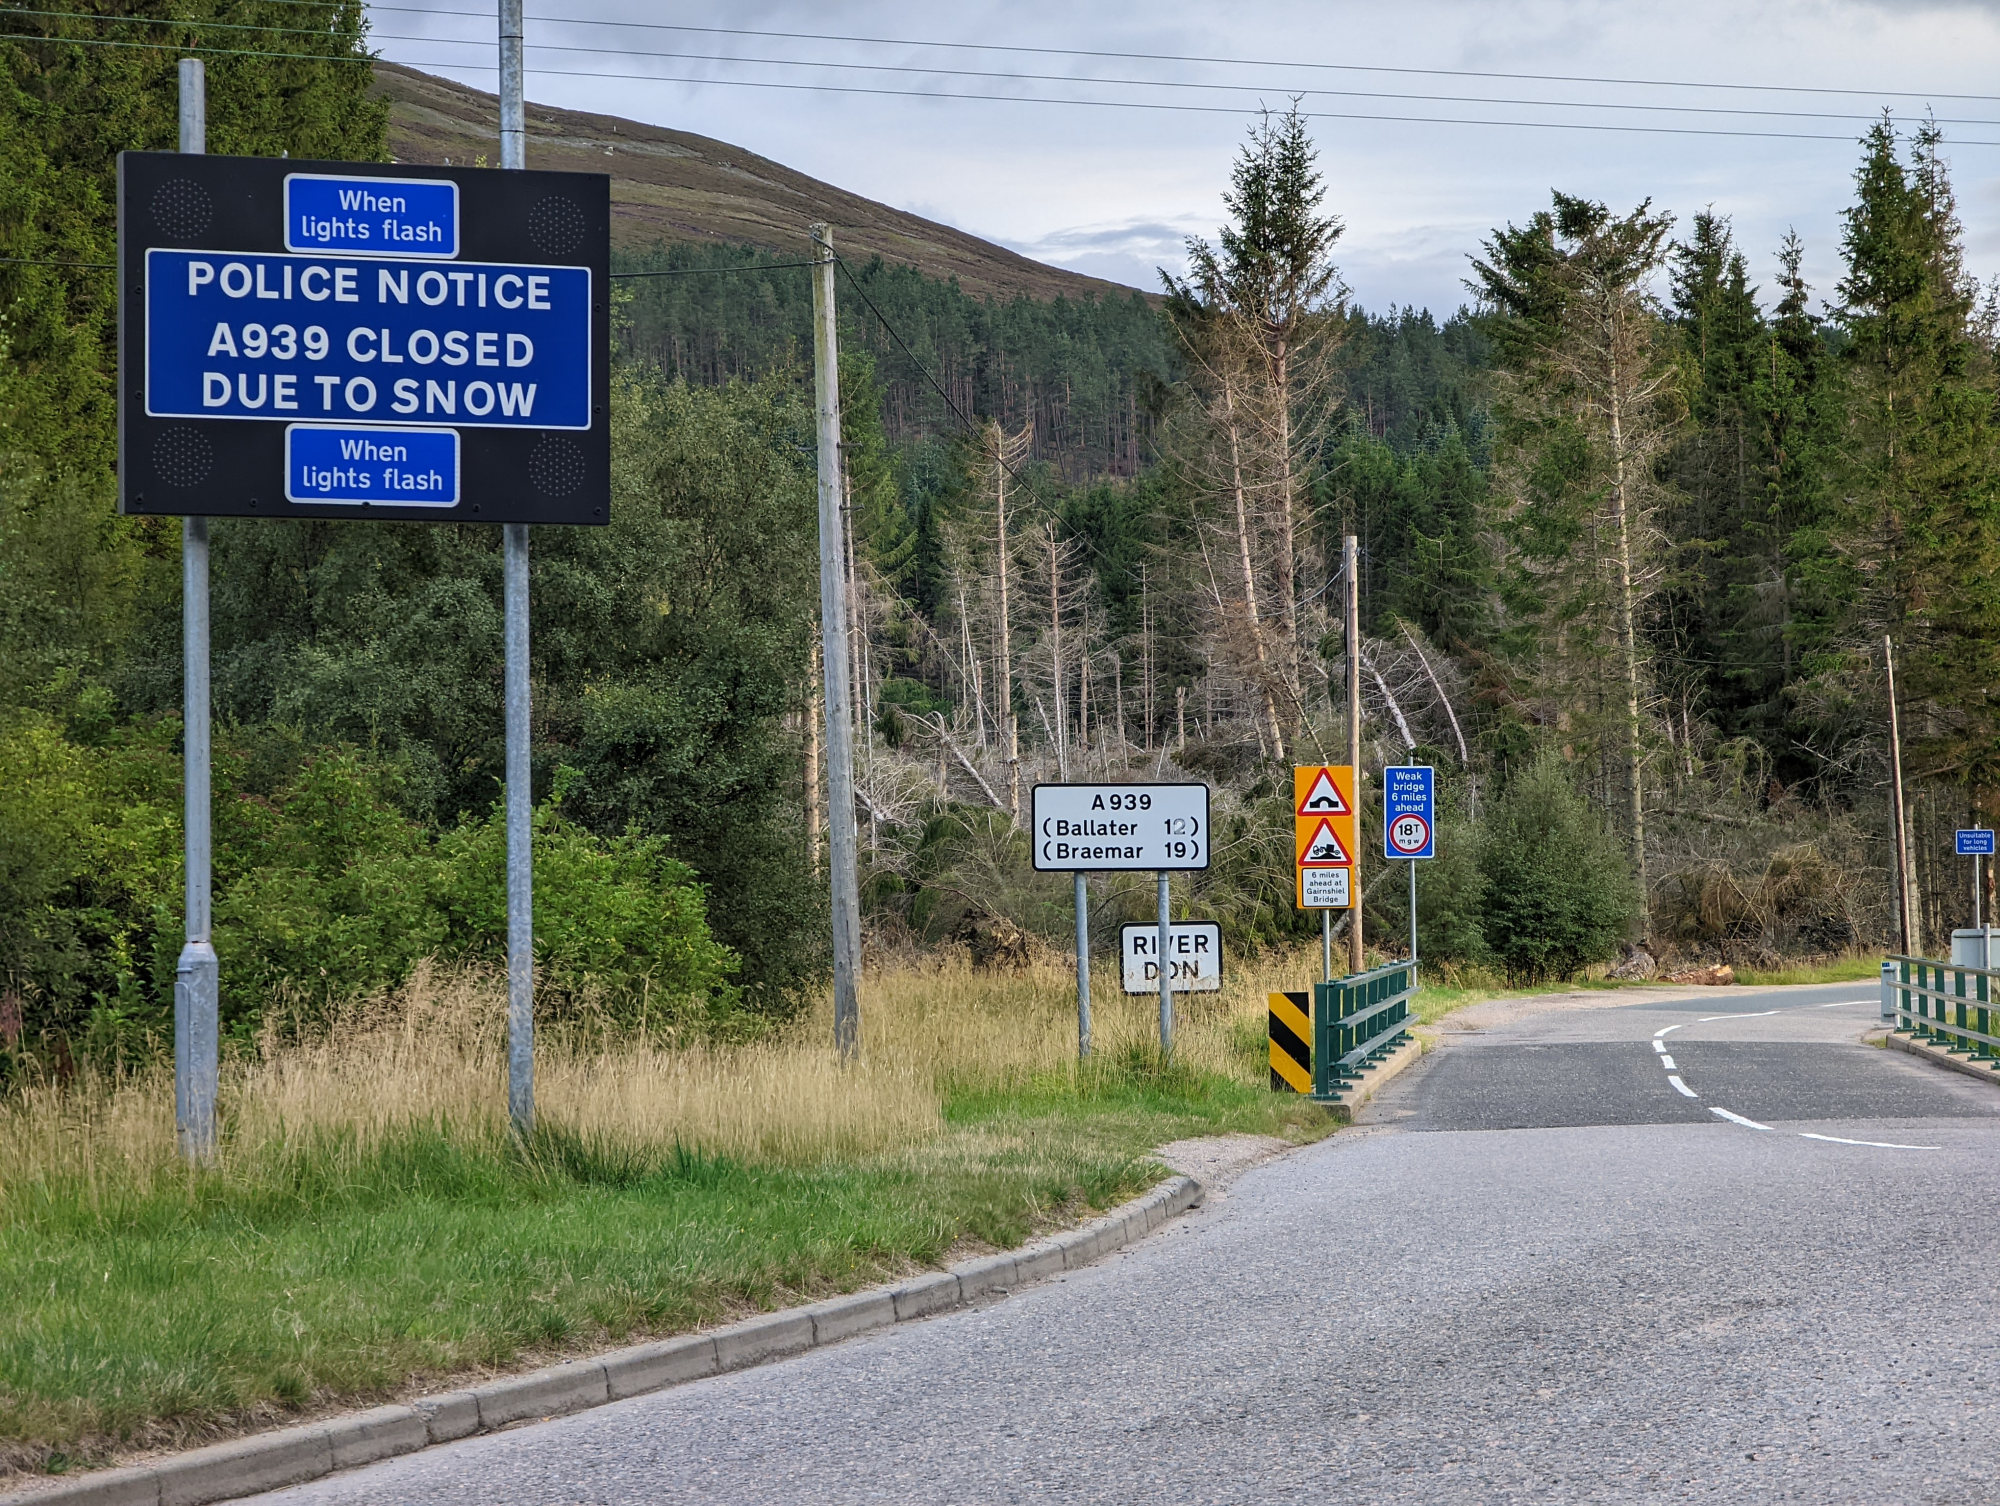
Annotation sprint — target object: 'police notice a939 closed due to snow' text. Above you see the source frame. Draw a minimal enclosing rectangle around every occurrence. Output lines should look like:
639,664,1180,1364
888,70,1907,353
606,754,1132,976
143,250,592,430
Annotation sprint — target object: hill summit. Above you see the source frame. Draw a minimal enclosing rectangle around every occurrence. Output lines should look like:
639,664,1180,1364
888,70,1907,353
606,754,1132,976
374,62,1140,304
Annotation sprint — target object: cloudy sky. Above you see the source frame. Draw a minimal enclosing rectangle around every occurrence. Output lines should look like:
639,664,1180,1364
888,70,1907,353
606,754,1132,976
369,1,2000,317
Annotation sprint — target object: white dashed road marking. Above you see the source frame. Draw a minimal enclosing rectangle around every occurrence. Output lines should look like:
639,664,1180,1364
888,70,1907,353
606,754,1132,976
1654,992,1941,1151
1710,1107,1774,1131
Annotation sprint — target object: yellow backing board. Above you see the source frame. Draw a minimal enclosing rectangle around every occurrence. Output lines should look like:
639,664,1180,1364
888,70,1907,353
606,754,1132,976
1294,765,1357,909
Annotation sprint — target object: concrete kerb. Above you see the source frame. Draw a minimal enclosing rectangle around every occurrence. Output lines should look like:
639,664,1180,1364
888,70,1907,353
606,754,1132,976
1344,1032,1426,1114
4,1174,1204,1506
1874,1027,2000,1088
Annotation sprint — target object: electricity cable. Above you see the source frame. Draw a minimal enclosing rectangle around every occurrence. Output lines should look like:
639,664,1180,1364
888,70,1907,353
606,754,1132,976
0,28,369,62
0,5,366,38
609,260,818,278
345,62,2000,146
343,33,2000,128
348,7,2000,106
3,14,1985,140
4,9,1956,128
830,251,1102,567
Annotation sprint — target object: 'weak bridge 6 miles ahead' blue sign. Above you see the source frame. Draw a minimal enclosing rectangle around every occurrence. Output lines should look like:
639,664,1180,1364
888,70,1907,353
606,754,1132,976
119,152,609,525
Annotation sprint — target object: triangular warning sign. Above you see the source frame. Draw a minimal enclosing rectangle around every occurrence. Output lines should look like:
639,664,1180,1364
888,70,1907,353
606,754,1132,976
1296,769,1350,817
1297,816,1353,866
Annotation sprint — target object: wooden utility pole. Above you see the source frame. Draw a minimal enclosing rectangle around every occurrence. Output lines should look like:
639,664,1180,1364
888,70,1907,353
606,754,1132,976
805,635,822,868
1885,635,1919,956
811,224,862,1057
1346,534,1364,975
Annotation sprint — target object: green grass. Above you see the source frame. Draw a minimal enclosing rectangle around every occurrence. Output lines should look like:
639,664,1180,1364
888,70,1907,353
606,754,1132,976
0,1053,1328,1477
1731,954,1885,988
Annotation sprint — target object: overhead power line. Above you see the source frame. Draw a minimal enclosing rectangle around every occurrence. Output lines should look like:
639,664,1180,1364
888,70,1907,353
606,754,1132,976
353,6,2000,106
609,260,818,278
358,32,2000,129
353,59,2000,146
0,28,367,62
0,5,359,37
2,8,1984,144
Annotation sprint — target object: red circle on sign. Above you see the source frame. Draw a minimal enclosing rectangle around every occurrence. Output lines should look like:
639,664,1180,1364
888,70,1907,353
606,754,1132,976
1389,812,1431,855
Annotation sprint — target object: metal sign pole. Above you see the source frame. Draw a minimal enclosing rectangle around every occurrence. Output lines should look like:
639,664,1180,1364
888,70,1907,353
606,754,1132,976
1408,858,1418,973
1157,870,1173,1056
1321,907,1332,984
498,0,534,1136
1074,872,1091,1058
1344,537,1364,975
173,57,218,1164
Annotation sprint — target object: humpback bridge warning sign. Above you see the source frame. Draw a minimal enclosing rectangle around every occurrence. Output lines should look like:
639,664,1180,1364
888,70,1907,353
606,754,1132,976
1294,765,1357,910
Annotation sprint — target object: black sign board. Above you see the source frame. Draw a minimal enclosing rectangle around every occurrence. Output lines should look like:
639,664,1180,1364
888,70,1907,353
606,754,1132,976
118,152,610,524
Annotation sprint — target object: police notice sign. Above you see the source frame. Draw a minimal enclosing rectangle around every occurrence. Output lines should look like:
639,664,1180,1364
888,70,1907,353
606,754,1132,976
118,153,608,524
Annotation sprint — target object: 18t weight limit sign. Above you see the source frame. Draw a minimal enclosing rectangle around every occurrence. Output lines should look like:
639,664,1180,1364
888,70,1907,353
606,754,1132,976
1383,766,1436,860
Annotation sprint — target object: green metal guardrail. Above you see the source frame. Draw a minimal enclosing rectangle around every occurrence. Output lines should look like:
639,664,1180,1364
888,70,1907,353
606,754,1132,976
1886,954,2000,1068
1310,959,1417,1102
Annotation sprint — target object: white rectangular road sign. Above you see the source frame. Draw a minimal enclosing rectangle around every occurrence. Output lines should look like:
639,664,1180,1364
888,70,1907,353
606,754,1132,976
1120,922,1223,994
1031,783,1210,871
1300,867,1350,908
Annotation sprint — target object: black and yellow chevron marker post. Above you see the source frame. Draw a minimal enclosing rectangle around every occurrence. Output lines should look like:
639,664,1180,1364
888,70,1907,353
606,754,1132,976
1268,990,1311,1092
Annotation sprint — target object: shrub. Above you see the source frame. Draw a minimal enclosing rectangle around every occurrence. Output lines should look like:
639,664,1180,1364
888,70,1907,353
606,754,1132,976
1477,756,1639,983
1374,812,1492,964
0,722,743,1055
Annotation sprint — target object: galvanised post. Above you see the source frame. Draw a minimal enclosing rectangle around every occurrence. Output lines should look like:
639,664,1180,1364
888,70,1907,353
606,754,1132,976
499,0,535,1137
1312,979,1335,1098
174,56,218,1164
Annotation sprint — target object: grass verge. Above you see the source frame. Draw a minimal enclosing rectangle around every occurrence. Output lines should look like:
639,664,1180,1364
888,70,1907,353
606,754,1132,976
0,954,1330,1478
1731,954,1885,987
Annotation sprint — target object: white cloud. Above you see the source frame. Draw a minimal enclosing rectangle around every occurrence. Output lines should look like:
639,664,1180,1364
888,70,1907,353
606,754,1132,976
374,0,2000,314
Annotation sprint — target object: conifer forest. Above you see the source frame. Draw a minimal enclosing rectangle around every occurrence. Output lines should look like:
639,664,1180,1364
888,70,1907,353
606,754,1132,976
5,6,1995,1058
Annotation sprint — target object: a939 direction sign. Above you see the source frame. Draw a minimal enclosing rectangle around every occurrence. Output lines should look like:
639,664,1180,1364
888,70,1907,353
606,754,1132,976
118,152,609,524
1030,782,1210,872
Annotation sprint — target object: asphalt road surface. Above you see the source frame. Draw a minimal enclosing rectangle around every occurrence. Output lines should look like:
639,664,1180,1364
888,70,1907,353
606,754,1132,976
255,982,2000,1505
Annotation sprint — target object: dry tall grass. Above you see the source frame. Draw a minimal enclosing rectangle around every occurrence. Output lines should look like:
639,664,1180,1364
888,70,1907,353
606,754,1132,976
0,949,1315,1212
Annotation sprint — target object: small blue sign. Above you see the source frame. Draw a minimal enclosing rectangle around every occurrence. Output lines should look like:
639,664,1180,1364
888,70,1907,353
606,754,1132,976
285,173,458,258
285,424,458,508
144,249,591,429
1383,765,1436,860
1958,829,1996,857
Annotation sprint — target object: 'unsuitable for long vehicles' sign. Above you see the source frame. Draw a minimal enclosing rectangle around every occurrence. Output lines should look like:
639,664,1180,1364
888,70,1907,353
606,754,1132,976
118,152,609,524
1030,783,1210,871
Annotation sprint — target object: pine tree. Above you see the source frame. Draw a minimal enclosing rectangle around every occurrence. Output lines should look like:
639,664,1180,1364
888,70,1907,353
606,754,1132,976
1470,194,1682,902
1830,118,2000,810
1662,212,1772,741
1165,104,1347,760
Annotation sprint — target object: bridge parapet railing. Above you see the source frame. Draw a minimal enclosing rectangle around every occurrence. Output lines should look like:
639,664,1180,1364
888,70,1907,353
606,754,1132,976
1310,960,1416,1102
1887,954,2000,1069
